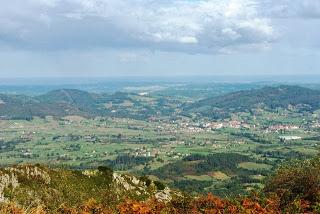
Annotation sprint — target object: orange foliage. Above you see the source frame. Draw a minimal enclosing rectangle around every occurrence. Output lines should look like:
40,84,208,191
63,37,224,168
0,202,25,214
57,199,114,214
1,192,316,214
190,193,230,213
116,193,283,214
118,199,153,214
79,198,114,214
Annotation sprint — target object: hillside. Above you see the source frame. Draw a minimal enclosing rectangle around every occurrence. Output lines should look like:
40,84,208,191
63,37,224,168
0,164,181,213
0,89,179,120
0,156,319,213
0,89,99,119
187,85,320,118
1,85,319,120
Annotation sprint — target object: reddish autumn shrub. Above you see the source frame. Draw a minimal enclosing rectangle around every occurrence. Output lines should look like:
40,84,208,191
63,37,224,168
264,156,320,212
0,202,24,214
118,199,153,214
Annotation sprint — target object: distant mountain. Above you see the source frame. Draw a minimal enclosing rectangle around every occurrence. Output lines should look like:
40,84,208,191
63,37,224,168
0,89,179,120
0,89,100,119
37,89,104,116
37,89,97,104
0,94,40,120
187,85,320,118
1,85,318,120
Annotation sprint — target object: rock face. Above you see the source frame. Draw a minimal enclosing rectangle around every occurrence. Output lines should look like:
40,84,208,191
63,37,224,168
0,165,50,202
5,165,51,184
112,172,151,198
155,187,172,203
0,165,179,208
111,172,181,203
0,173,19,202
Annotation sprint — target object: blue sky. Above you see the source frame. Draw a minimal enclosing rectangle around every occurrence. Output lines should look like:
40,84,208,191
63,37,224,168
0,0,320,77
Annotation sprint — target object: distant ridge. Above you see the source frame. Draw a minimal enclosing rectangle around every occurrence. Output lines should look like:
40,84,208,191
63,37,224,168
186,85,320,118
0,89,172,120
0,85,319,120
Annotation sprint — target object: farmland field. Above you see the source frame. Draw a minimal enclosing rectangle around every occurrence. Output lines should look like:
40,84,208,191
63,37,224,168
0,83,319,196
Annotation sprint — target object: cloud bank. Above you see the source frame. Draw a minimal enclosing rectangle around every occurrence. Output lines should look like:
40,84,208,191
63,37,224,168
0,0,319,55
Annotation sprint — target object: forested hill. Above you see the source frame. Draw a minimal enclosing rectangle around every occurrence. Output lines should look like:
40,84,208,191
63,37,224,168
0,89,100,119
187,85,320,117
1,85,320,120
0,89,176,120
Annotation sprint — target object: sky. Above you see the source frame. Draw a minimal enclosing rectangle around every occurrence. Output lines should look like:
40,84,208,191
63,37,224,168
0,0,320,78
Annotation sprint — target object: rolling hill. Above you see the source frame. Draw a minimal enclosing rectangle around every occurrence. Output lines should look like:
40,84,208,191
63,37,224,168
0,89,179,120
0,89,100,119
1,85,320,120
187,85,320,118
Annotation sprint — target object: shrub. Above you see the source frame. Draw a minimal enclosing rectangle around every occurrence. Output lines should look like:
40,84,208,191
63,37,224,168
139,176,152,187
264,156,320,212
154,181,165,191
97,166,113,175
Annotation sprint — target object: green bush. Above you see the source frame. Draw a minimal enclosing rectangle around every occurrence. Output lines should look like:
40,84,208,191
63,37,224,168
154,181,166,191
264,156,320,211
139,176,152,187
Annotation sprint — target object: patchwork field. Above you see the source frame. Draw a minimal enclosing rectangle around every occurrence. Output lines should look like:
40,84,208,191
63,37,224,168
0,84,320,197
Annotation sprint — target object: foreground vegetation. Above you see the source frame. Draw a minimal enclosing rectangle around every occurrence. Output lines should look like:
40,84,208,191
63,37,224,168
0,156,319,213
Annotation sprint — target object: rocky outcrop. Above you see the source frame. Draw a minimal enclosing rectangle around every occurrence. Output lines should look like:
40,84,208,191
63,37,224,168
0,165,51,202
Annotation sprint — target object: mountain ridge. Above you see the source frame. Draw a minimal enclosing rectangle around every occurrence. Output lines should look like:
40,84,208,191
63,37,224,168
186,85,320,118
0,85,320,120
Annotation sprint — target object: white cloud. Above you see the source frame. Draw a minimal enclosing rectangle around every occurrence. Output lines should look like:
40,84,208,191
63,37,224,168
0,0,318,54
262,0,320,18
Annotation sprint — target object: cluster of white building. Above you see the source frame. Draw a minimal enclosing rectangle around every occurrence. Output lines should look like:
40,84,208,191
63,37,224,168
266,124,299,133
